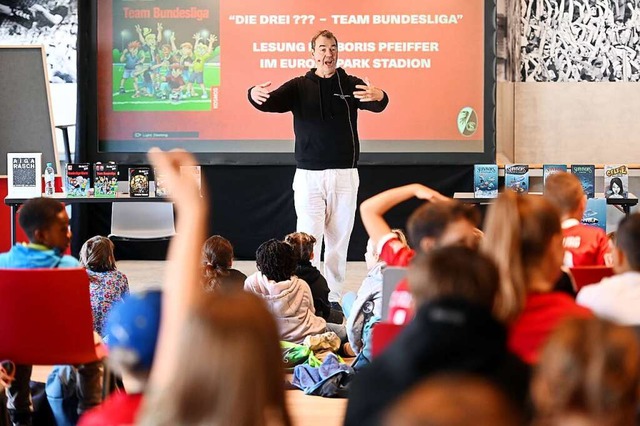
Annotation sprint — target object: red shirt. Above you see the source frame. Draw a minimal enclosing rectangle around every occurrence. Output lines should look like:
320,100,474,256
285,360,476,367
78,392,143,426
508,292,592,364
562,219,610,267
378,234,415,325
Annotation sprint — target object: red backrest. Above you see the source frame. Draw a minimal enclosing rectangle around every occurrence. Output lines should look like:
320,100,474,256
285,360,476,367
569,266,615,292
371,322,404,358
0,268,101,365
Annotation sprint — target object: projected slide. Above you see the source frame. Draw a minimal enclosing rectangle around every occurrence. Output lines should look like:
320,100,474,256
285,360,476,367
97,0,489,159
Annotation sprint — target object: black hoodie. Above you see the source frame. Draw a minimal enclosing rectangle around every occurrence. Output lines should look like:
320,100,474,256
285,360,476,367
343,298,531,426
248,68,389,170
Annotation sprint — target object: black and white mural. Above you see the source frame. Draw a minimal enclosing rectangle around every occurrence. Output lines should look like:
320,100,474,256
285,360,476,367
0,0,77,83
518,0,640,81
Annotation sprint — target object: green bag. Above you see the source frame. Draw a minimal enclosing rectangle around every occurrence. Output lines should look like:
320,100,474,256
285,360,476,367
281,341,322,371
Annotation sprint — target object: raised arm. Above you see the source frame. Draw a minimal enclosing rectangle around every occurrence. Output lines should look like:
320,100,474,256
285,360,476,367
248,78,298,113
146,148,208,391
360,184,448,246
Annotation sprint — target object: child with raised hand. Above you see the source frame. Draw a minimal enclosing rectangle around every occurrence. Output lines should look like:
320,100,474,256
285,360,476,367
201,235,246,293
284,231,338,322
0,198,102,426
79,235,129,337
139,149,291,426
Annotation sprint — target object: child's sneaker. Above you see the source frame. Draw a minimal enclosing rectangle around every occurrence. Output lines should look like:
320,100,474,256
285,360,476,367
119,88,125,94
201,91,208,99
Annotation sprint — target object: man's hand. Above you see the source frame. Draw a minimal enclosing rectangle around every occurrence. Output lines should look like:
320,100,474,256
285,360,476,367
354,78,384,102
250,81,271,105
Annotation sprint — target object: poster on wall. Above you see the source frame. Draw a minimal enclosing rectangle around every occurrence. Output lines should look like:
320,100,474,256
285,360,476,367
0,0,77,83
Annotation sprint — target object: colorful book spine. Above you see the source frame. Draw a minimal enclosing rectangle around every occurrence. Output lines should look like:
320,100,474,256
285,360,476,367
581,198,607,232
542,164,568,189
473,164,498,198
65,163,91,197
129,167,150,197
571,165,595,198
94,162,118,198
504,164,529,194
604,164,628,199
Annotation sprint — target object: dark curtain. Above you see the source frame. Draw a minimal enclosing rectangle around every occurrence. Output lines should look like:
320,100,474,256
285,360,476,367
71,0,96,257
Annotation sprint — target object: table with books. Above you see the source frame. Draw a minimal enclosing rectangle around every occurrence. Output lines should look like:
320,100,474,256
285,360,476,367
453,192,638,217
4,193,172,245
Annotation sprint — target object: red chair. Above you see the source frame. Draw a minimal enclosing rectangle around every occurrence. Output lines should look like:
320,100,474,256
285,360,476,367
569,266,615,292
371,322,404,358
0,268,106,365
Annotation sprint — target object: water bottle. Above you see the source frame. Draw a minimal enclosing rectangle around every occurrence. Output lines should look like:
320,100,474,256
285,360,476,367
44,162,55,196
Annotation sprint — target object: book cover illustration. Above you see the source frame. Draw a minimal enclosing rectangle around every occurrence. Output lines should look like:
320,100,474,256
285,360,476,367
65,163,91,197
129,167,150,197
7,153,42,198
581,198,607,232
543,164,568,188
473,164,498,198
504,164,529,194
571,165,595,198
604,164,628,199
154,168,170,197
94,162,118,198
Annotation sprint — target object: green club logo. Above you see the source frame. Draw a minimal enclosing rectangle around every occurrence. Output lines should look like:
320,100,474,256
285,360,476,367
457,107,478,137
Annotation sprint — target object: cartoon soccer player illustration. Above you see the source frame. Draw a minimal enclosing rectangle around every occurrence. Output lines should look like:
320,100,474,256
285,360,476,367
132,63,154,97
170,32,195,97
191,33,217,98
160,63,186,104
135,22,162,64
119,40,142,94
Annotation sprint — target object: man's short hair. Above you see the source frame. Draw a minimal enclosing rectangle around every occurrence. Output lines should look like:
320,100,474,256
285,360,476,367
18,198,65,241
544,172,584,215
408,246,499,308
406,201,479,248
615,213,640,270
310,30,338,50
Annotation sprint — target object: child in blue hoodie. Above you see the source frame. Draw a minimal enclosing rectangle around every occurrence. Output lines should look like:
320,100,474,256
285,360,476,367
0,197,102,426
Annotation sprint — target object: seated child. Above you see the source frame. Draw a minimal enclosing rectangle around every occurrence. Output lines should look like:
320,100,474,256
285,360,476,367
0,198,102,426
343,229,408,361
285,232,341,323
78,290,162,426
201,235,246,293
577,213,640,324
244,239,331,344
79,236,130,337
532,317,640,425
344,246,530,426
544,172,610,267
481,192,592,363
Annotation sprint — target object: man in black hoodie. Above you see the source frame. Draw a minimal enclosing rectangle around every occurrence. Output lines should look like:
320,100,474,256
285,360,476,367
248,29,389,305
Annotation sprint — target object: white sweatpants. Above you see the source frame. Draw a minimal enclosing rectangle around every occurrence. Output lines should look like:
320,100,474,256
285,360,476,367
293,168,359,302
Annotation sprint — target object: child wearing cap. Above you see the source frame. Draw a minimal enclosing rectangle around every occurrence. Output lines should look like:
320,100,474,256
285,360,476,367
78,290,162,426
